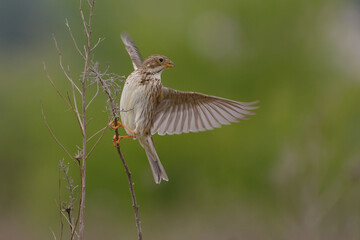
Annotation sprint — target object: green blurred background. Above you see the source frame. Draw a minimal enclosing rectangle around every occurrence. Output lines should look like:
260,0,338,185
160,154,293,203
1,0,360,239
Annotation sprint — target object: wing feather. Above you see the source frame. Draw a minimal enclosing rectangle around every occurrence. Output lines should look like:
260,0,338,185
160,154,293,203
200,102,222,128
189,101,197,132
196,104,208,131
208,102,235,123
151,87,258,135
167,104,178,134
181,103,189,133
198,103,212,130
191,101,201,131
162,104,174,134
121,33,143,70
222,100,254,115
187,102,194,132
157,105,172,135
212,101,245,120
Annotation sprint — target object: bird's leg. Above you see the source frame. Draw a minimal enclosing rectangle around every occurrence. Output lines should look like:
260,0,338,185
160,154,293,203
108,120,136,135
109,120,136,147
112,135,135,147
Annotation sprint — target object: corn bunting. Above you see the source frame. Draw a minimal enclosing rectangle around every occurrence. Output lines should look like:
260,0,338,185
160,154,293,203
110,33,258,184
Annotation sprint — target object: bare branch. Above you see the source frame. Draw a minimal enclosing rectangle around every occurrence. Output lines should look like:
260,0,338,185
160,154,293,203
90,37,105,52
61,211,80,239
58,165,63,240
60,161,76,208
65,18,85,59
41,104,80,167
83,45,87,56
43,63,73,110
52,35,82,95
75,1,96,239
66,65,84,132
115,144,143,240
50,228,57,240
59,160,78,239
70,79,84,132
86,125,108,159
87,125,108,142
91,68,118,117
80,9,89,38
47,1,142,239
94,61,143,240
44,61,83,134
86,81,99,110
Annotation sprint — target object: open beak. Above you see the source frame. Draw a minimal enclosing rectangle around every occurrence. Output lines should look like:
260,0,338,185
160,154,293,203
166,61,175,68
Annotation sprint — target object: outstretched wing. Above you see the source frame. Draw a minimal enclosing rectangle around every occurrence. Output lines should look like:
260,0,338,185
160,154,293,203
151,87,258,135
121,33,143,70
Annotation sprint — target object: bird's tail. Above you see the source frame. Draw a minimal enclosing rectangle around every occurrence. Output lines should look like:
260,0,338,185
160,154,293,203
138,136,168,184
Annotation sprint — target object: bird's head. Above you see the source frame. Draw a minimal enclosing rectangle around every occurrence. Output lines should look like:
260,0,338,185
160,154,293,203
142,55,175,74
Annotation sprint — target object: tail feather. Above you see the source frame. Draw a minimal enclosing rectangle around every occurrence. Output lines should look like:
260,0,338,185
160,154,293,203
138,136,168,184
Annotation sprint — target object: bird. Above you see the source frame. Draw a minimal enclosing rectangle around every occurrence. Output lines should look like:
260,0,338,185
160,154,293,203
109,33,258,184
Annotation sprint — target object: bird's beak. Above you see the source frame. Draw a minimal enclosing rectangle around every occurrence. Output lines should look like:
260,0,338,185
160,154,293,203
166,61,175,68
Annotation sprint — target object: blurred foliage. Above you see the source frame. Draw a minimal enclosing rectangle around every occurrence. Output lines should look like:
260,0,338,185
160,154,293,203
1,0,360,239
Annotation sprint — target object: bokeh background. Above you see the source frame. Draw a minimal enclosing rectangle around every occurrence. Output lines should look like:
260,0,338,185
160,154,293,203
1,0,360,239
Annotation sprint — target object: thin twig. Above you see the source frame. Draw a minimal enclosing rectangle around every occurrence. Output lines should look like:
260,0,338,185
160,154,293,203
60,160,78,239
52,35,82,94
65,18,85,59
115,142,143,240
76,1,95,239
60,161,76,209
45,61,83,132
96,68,143,240
87,125,108,142
60,211,80,238
43,63,72,110
58,164,64,240
41,104,80,167
90,37,105,52
68,68,84,133
80,9,89,38
86,125,108,159
91,69,117,116
86,81,99,110
50,228,57,240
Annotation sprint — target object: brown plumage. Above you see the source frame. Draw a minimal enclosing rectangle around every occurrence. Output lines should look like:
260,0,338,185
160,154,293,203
119,33,258,184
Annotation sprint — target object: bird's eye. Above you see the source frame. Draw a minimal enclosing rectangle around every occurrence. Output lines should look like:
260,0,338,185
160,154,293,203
159,58,163,62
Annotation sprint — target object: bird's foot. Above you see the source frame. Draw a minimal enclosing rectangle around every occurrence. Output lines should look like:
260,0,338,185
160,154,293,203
112,135,136,147
109,120,122,130
108,120,136,135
